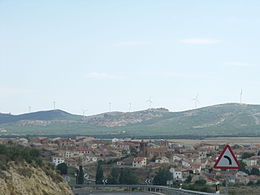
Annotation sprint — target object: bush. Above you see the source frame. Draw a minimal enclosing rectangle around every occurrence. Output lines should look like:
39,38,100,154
195,179,206,186
185,175,192,183
119,168,138,185
17,168,33,178
183,184,213,193
242,152,255,159
250,168,260,176
0,144,43,167
56,163,68,175
153,168,172,186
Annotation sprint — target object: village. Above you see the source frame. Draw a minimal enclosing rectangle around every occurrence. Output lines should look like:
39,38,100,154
1,136,260,187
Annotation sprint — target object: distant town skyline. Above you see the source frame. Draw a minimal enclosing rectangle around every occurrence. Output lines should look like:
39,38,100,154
1,0,260,115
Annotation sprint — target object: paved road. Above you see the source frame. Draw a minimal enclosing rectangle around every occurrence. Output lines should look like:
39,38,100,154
74,190,159,195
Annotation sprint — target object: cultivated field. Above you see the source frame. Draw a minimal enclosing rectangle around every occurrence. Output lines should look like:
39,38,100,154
169,137,260,145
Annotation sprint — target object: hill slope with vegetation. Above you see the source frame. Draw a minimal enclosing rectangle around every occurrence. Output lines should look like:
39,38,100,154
0,144,73,195
1,103,260,137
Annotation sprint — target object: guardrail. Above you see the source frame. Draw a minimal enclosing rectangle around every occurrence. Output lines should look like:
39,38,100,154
71,184,221,195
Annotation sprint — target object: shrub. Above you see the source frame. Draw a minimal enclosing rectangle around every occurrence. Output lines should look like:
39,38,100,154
0,144,42,167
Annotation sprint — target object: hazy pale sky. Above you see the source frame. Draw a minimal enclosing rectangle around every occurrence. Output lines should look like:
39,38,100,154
1,0,260,115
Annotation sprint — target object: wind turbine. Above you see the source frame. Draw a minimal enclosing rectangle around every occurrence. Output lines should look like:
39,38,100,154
146,97,152,109
129,102,132,112
240,89,243,104
82,109,87,120
28,106,31,113
109,102,112,112
192,94,199,108
53,101,56,110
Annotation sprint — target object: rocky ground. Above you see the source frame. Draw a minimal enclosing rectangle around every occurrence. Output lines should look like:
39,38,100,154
0,161,73,195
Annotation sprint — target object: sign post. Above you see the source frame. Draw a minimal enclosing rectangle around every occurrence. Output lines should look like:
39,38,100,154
215,181,220,194
213,144,240,195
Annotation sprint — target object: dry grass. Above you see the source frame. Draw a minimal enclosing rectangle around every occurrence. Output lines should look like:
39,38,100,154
223,186,260,195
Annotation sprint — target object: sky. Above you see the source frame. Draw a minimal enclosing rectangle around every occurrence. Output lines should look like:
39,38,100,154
1,0,260,115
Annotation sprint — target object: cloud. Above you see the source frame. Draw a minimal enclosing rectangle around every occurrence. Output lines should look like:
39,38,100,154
180,38,220,45
145,71,211,80
85,72,125,80
115,41,149,46
224,62,257,67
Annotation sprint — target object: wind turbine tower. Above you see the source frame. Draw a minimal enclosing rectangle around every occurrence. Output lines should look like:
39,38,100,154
129,102,132,112
240,89,243,104
82,109,87,120
193,94,199,108
109,102,112,112
146,97,152,109
53,101,56,110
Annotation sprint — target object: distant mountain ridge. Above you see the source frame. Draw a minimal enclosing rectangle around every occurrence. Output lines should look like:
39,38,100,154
85,108,169,127
1,103,260,137
0,109,82,124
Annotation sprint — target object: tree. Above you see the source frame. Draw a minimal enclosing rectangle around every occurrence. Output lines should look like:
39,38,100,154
153,168,172,186
239,160,249,174
195,179,206,186
251,168,260,176
242,152,255,159
108,168,120,184
95,161,104,184
77,166,84,184
130,147,138,156
233,144,241,149
119,168,137,184
56,163,68,175
185,175,192,183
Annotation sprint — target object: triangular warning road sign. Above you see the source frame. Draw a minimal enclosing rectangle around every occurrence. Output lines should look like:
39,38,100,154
214,144,241,169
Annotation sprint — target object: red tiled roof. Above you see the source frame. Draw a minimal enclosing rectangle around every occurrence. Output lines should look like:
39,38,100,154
133,157,146,162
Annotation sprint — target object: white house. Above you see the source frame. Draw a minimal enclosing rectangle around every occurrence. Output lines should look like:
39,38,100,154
52,156,65,166
171,169,183,181
92,157,98,162
132,157,147,168
243,156,260,166
182,160,191,168
112,138,119,143
199,151,207,159
173,154,184,162
65,151,72,158
155,156,170,164
192,164,202,174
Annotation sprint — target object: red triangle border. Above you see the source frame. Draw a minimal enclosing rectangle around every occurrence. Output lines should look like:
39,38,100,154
213,144,241,169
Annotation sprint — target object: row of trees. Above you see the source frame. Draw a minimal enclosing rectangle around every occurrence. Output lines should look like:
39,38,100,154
108,167,138,184
57,161,209,191
95,160,138,185
56,163,85,184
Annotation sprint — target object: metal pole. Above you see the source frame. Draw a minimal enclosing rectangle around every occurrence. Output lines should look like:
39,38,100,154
225,169,229,195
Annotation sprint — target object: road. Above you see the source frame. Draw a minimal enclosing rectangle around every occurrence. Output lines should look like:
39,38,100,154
74,190,159,195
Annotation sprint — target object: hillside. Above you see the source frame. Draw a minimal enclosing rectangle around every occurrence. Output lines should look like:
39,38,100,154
0,144,73,195
0,109,82,124
1,103,260,137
